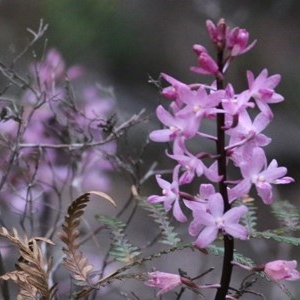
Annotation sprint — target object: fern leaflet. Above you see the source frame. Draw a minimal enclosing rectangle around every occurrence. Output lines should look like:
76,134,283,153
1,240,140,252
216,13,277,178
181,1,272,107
0,228,56,299
58,191,115,289
241,198,257,234
138,199,181,246
251,231,300,246
271,200,299,229
95,215,141,264
208,245,255,267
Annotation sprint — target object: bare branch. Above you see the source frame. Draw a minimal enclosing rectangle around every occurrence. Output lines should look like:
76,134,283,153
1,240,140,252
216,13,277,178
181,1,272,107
12,19,48,68
18,109,148,150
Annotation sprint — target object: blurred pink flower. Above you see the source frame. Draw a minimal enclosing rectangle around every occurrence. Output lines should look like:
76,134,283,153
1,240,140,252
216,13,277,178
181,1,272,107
2,184,44,214
0,119,18,137
83,86,115,117
31,48,83,85
24,48,83,103
22,104,57,144
72,148,115,193
264,260,300,281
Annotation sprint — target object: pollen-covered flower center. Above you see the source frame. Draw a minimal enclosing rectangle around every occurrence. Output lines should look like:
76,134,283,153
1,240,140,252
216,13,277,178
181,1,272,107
169,125,180,133
252,174,266,184
193,105,202,113
215,217,224,228
184,164,191,170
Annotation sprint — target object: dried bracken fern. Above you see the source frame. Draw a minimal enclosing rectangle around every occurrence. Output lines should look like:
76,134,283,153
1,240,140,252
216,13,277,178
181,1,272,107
1,270,38,300
0,227,56,299
57,191,115,293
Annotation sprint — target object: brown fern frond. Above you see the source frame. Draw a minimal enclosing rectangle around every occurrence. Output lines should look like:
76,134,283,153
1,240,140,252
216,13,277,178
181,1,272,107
0,227,56,299
58,191,115,288
57,193,93,285
0,270,38,299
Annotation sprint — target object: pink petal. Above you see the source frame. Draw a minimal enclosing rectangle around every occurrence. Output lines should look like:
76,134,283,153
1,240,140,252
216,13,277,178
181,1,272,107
208,193,224,217
173,200,187,223
256,182,273,204
223,205,248,223
156,105,175,126
241,147,266,178
194,226,218,248
149,129,173,142
228,179,251,203
156,175,171,190
225,223,248,239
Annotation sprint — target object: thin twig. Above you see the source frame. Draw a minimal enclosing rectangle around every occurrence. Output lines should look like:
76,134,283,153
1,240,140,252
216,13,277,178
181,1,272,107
18,109,147,150
12,19,48,68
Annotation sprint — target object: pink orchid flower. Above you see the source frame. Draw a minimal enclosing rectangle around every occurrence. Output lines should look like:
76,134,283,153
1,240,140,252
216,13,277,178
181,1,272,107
145,271,220,296
247,69,284,118
145,271,182,296
149,105,200,145
229,147,294,204
264,260,300,281
147,165,187,222
190,192,248,248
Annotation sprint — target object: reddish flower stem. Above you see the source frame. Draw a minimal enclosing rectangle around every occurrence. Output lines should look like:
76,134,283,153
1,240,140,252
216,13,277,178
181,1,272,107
214,49,234,300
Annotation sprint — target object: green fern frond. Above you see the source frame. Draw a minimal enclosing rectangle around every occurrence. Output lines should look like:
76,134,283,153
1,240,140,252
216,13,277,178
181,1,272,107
138,199,181,246
208,245,255,267
241,198,257,234
95,215,141,264
251,231,300,246
271,200,299,229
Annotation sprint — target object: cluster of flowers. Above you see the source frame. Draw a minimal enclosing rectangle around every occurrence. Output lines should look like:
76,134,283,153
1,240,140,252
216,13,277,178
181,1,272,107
146,19,299,295
0,49,116,215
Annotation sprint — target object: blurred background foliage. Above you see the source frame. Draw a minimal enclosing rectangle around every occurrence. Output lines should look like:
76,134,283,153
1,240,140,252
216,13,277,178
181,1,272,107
0,0,299,223
1,1,300,103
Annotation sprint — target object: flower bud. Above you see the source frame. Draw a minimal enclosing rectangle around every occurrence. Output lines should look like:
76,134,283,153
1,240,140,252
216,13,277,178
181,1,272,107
206,19,226,50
